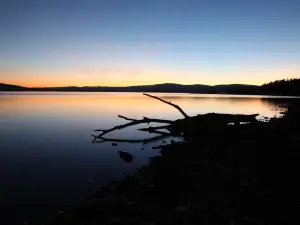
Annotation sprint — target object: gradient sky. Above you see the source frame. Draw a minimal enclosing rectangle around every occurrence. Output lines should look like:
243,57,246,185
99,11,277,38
1,0,300,87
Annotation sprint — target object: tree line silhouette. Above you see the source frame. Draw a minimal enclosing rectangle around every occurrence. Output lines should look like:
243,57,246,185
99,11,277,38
261,78,300,96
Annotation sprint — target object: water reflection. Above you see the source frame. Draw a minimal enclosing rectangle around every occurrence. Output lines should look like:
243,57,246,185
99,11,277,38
0,92,291,120
0,92,297,224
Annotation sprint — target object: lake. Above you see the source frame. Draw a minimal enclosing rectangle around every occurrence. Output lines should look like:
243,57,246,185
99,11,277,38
0,92,295,224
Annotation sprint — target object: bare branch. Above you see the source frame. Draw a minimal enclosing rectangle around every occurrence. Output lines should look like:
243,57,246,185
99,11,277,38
138,125,172,132
94,134,171,144
94,120,138,134
93,115,173,141
118,115,137,121
143,93,189,118
137,129,170,136
117,115,172,124
142,117,174,124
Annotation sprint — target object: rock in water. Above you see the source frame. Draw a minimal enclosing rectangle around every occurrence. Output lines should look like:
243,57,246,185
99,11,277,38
118,151,133,163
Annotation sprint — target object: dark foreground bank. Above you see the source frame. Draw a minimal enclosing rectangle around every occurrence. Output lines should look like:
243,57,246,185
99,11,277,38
45,104,300,225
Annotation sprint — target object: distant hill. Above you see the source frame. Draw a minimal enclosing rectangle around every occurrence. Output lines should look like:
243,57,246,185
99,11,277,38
7,83,257,94
0,82,264,95
1,79,299,96
0,83,26,91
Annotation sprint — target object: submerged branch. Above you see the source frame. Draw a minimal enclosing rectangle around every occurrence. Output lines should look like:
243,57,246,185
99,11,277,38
138,125,172,132
137,129,170,136
93,134,171,144
143,93,190,118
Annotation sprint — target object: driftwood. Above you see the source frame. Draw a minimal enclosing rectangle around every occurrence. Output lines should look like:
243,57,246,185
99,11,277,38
143,93,189,118
93,93,260,143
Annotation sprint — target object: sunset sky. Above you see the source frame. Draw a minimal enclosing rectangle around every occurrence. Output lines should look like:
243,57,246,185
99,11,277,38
1,0,299,87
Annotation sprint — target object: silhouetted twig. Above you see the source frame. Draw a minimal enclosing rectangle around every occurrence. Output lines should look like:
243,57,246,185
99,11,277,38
143,93,190,118
138,125,172,132
94,116,173,140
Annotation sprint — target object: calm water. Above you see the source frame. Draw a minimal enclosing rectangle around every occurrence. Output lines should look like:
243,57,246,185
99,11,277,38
0,92,294,224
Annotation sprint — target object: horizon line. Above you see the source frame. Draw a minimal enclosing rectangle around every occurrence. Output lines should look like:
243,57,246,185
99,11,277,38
2,77,299,89
1,82,264,89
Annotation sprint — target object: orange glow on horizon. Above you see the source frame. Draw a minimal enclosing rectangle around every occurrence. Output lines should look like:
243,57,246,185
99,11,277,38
1,78,265,88
1,65,299,88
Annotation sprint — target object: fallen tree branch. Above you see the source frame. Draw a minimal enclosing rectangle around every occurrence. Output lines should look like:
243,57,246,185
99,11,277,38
118,115,173,124
143,93,190,118
118,115,138,121
138,125,172,132
93,134,171,144
137,129,170,136
197,113,260,124
93,115,173,142
93,94,260,145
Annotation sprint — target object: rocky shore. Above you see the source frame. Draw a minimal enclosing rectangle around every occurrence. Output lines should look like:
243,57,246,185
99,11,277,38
47,104,300,225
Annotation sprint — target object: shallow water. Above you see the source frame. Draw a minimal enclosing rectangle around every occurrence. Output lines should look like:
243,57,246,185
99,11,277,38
0,92,294,224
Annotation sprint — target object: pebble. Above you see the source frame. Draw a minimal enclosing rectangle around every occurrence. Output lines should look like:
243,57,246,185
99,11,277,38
89,179,95,184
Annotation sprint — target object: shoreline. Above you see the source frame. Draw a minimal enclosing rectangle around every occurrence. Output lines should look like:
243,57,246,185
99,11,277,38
1,91,300,99
46,104,300,225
